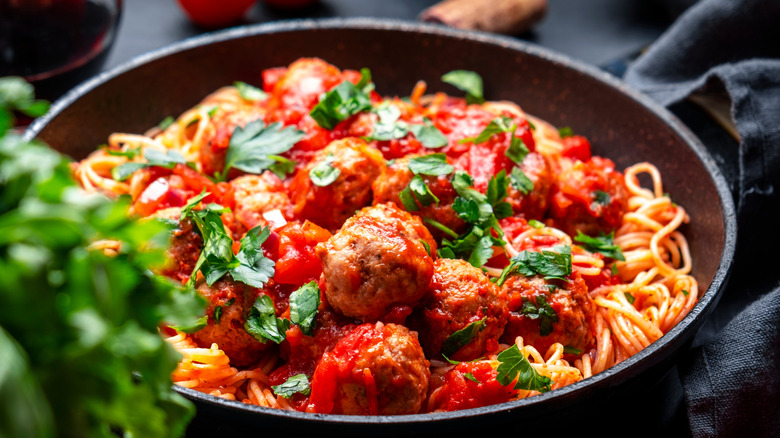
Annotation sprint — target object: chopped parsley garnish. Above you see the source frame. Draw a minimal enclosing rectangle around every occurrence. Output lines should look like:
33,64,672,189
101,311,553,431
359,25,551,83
462,116,529,165
611,264,619,276
424,218,459,239
464,373,480,383
441,70,485,104
169,315,208,334
244,295,290,344
104,145,141,159
289,281,321,336
591,190,611,210
510,166,534,195
682,289,690,296
563,346,582,355
408,153,454,176
420,239,432,256
158,116,175,130
309,153,341,186
528,219,545,229
441,317,487,357
111,148,188,181
496,344,553,392
184,201,275,289
400,175,440,211
520,295,559,336
496,245,572,287
219,119,305,181
213,306,223,324
272,374,311,399
369,104,409,141
410,118,448,148
234,81,268,102
558,126,574,138
624,292,636,305
574,230,626,261
310,68,373,130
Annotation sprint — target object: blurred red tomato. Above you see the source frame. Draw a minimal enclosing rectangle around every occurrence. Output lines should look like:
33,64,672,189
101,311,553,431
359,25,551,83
176,0,258,28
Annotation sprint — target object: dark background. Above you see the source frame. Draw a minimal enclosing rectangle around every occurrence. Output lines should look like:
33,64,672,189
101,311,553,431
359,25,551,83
103,1,734,436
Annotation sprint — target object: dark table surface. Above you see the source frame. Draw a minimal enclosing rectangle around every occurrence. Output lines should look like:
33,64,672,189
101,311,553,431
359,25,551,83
100,1,737,437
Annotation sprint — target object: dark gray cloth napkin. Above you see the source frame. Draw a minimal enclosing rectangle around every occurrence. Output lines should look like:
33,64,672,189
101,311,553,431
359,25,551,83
625,0,780,435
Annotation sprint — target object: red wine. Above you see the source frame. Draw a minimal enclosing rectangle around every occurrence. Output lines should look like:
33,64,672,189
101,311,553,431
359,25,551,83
0,0,121,100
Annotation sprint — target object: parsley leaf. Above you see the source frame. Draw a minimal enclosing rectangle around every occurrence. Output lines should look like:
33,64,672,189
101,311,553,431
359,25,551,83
408,153,454,176
234,81,267,102
0,77,49,131
496,245,572,286
563,346,582,355
441,70,485,104
520,295,559,336
111,148,187,181
506,136,530,165
244,295,290,344
220,119,305,181
558,126,574,138
158,116,175,131
231,226,276,288
624,292,636,305
591,190,611,210
309,153,341,186
510,167,534,195
400,175,440,211
213,306,223,324
410,118,448,148
169,315,208,334
310,68,373,130
441,316,487,357
682,289,690,296
462,116,529,165
289,281,321,336
528,219,544,229
496,344,553,392
574,230,625,261
272,374,311,398
464,372,480,383
369,104,409,141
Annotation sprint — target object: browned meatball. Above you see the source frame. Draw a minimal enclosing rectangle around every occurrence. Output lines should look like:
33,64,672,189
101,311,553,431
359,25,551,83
309,322,430,415
191,278,270,367
290,137,386,231
158,213,202,284
372,155,465,240
316,202,437,321
506,152,553,220
411,258,509,361
230,172,291,233
499,272,595,354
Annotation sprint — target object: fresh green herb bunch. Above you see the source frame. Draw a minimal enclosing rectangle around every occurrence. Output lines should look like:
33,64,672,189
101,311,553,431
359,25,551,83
0,77,204,438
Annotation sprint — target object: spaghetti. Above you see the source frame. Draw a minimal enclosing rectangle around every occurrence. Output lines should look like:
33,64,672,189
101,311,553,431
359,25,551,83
76,58,697,414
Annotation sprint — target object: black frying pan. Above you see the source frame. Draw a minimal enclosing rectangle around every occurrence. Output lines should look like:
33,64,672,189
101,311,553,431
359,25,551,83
26,18,736,437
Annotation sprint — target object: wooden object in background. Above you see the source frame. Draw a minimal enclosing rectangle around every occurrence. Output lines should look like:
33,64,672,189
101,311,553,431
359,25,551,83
420,0,548,35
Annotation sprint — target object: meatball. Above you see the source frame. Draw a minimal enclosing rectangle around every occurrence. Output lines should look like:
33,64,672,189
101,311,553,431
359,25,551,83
191,278,270,367
160,216,202,284
506,152,553,220
230,172,291,233
411,258,508,361
372,155,465,239
427,360,517,412
309,322,430,415
549,156,628,236
266,58,344,111
499,272,595,354
290,137,386,231
317,203,437,321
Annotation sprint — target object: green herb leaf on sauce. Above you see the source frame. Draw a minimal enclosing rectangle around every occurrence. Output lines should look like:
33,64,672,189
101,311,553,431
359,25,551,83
441,316,487,357
558,126,574,138
563,346,582,355
169,315,208,334
309,153,341,187
496,245,572,287
220,119,305,181
111,148,188,182
157,116,175,131
289,281,321,336
369,104,409,141
528,219,545,229
441,70,485,104
624,292,636,305
510,167,534,195
520,295,559,336
310,69,373,130
272,374,311,398
464,372,480,383
244,295,289,344
574,230,625,261
400,174,441,211
496,344,553,392
591,190,611,211
410,118,448,148
234,81,268,102
408,153,454,176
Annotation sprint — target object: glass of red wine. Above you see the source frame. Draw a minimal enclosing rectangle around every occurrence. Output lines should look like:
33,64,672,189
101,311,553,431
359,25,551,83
0,0,123,102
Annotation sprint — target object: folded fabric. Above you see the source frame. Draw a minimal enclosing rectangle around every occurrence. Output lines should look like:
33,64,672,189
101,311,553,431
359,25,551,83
624,0,780,436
